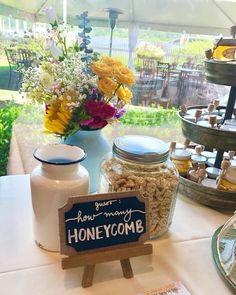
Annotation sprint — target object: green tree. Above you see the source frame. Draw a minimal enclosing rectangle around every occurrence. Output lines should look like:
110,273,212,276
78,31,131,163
172,40,213,64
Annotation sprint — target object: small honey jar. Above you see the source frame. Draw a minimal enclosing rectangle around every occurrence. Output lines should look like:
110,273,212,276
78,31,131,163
171,149,191,177
216,159,236,192
219,166,236,192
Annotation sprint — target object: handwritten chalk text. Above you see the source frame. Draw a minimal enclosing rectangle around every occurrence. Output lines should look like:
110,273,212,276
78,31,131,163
67,219,144,243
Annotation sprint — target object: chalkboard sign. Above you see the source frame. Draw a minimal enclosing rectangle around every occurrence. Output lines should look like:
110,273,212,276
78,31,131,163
59,191,149,256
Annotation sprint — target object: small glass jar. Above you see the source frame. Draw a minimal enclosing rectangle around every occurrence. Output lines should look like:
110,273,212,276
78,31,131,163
171,149,191,177
191,154,207,164
218,166,236,192
99,135,179,239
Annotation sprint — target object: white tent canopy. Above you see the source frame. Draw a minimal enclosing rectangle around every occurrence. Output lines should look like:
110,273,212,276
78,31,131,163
0,0,236,36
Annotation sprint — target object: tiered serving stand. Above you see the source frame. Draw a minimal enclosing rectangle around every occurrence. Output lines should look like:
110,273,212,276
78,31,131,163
178,59,236,211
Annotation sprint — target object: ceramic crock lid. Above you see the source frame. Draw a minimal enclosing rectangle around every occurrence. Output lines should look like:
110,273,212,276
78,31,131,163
113,135,169,163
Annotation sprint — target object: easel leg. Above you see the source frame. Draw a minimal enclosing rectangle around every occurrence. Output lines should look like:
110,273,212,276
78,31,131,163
120,259,133,278
82,264,95,288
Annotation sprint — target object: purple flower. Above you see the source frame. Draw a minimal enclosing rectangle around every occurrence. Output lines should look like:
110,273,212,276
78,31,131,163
114,105,126,119
90,88,102,101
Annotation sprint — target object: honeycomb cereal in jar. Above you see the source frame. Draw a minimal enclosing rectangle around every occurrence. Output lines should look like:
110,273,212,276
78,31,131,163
100,135,179,239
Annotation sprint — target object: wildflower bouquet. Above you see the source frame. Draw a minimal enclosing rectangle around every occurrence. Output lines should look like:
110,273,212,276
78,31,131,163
21,8,135,138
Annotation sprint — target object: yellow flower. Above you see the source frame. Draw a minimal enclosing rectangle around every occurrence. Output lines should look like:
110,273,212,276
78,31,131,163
44,98,72,135
113,66,135,86
98,77,118,97
91,61,113,77
40,72,54,89
102,56,123,67
117,86,133,103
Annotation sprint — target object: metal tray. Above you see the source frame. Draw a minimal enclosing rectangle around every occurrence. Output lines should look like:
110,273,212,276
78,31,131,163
212,226,236,292
205,60,236,86
179,176,236,211
179,106,236,151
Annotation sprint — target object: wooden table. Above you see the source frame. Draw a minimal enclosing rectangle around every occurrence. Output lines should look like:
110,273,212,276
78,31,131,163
0,175,234,295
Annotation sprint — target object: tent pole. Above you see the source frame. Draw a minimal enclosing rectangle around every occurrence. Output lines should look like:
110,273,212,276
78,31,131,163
8,16,11,34
16,19,19,34
23,21,27,32
63,0,67,28
128,23,139,69
109,28,114,57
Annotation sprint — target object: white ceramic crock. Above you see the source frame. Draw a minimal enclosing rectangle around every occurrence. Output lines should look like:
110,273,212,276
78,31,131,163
30,143,89,252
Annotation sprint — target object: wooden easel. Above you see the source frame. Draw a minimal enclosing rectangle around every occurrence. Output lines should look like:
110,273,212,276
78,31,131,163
59,191,152,288
62,243,152,288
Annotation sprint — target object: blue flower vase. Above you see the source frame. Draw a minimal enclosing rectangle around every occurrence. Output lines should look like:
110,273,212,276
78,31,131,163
63,129,111,193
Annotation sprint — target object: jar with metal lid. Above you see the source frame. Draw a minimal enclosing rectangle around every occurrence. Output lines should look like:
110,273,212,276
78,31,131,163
99,135,179,239
219,166,236,192
171,149,191,177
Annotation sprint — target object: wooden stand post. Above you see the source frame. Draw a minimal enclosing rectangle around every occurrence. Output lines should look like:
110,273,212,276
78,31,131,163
82,265,95,288
120,259,133,278
62,243,152,288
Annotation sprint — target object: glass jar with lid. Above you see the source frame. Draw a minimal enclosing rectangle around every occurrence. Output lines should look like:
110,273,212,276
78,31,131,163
171,149,191,177
99,135,179,239
218,165,236,192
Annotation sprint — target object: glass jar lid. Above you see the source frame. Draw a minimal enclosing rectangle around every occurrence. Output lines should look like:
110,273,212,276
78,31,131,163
113,135,169,163
172,149,191,160
191,154,207,163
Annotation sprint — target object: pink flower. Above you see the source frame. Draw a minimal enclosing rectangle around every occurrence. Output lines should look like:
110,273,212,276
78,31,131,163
100,103,116,120
85,100,101,117
53,83,61,91
80,117,107,129
80,118,94,126
85,100,116,120
80,100,116,130
89,118,108,129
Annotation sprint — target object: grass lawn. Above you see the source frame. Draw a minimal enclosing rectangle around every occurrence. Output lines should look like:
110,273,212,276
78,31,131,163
0,66,10,72
0,58,9,71
0,58,19,90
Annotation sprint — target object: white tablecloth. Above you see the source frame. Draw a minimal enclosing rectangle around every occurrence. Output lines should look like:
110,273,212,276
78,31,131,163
0,175,234,295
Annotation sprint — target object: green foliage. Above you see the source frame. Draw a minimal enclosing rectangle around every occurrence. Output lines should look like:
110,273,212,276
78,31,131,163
0,102,180,175
135,43,165,59
139,29,181,42
172,40,213,64
90,27,181,42
120,106,180,127
0,34,48,60
0,102,22,176
91,27,126,38
22,36,48,58
133,43,165,71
